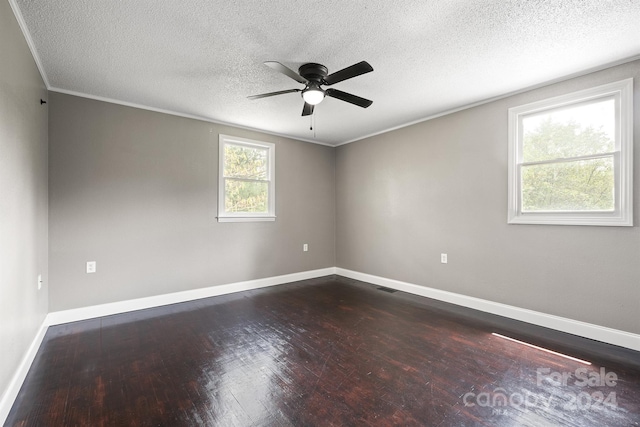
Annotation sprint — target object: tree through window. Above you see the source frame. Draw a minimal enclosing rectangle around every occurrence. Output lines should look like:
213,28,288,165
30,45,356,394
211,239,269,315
218,135,275,222
508,79,633,226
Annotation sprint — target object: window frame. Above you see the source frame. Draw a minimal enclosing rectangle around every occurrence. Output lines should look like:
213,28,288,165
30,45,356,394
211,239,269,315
217,134,275,222
507,79,633,226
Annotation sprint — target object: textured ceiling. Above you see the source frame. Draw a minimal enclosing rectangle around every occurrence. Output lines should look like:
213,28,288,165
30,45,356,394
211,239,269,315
12,0,640,146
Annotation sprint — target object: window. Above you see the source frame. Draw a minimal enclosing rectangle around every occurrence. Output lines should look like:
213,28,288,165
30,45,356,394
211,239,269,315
218,134,275,222
508,79,633,226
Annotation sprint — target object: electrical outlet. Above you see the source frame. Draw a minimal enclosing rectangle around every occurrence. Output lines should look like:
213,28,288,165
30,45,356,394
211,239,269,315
86,261,96,274
37,274,42,290
303,244,308,252
440,253,448,264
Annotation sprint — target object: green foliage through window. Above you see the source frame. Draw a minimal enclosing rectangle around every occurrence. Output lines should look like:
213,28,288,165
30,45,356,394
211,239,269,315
225,179,268,213
522,157,614,211
222,142,270,214
521,119,615,212
522,117,614,163
224,144,268,179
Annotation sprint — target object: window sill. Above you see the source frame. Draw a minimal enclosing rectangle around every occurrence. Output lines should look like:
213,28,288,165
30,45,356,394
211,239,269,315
508,212,632,227
217,216,276,223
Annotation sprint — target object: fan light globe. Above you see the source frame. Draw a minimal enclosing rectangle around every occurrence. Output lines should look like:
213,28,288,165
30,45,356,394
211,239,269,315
302,88,324,105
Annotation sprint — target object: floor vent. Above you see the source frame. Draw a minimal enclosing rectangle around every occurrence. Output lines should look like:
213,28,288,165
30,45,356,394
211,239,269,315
377,287,398,293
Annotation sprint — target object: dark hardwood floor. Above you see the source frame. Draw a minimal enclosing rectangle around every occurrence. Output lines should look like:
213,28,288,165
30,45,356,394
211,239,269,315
6,275,640,426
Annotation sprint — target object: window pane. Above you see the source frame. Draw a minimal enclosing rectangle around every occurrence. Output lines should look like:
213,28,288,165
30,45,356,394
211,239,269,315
522,98,615,162
224,179,269,213
522,157,614,212
224,144,268,179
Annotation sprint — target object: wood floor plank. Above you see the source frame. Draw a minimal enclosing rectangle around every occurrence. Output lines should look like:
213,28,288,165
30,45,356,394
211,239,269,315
5,276,640,426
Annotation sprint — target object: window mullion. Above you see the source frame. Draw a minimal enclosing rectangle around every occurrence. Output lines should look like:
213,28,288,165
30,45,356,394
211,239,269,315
224,176,269,183
521,152,616,167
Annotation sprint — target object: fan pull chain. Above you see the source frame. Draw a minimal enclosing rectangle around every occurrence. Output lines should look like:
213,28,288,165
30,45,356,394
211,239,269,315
310,114,317,138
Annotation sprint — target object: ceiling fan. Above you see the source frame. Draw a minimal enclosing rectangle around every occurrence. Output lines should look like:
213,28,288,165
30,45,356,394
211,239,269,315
248,61,374,116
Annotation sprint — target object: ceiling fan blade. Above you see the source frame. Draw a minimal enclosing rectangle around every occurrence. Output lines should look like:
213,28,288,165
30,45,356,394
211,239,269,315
264,61,307,84
302,102,314,116
325,88,373,108
247,89,301,100
323,61,373,85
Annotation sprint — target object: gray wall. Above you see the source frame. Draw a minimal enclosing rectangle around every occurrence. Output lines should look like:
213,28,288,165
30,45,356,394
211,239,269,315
336,60,640,335
0,1,49,404
48,93,335,311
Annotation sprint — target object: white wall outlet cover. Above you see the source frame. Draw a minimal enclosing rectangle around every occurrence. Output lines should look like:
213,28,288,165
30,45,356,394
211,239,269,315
441,253,448,264
303,244,308,252
37,274,42,290
86,261,97,273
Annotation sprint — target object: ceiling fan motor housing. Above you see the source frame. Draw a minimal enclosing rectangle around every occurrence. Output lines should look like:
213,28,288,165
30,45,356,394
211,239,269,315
298,63,328,82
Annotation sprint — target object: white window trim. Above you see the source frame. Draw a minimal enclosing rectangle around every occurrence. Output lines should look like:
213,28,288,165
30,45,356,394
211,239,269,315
507,78,633,226
218,134,275,222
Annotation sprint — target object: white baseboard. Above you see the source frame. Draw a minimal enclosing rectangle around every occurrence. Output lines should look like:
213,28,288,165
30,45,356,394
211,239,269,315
0,319,49,425
336,268,640,352
47,267,337,326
